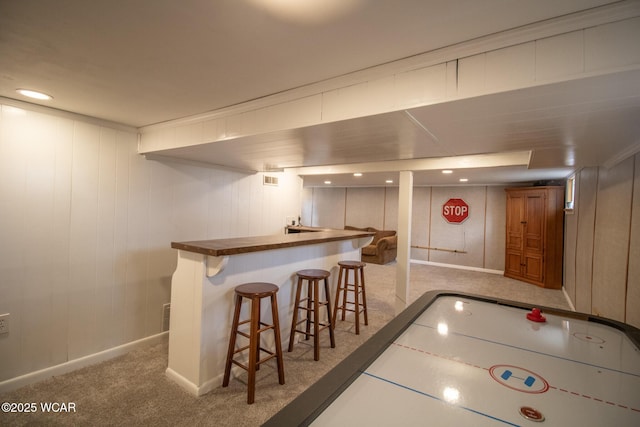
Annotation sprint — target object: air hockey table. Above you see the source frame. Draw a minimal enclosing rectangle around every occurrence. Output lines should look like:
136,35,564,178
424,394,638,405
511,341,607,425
263,291,640,426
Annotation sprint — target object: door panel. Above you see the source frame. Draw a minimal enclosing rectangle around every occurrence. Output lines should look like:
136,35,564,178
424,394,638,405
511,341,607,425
505,250,523,277
524,192,544,254
506,194,524,251
524,252,543,283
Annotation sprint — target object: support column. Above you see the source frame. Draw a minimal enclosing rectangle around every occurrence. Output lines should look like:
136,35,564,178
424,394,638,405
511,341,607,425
396,171,413,314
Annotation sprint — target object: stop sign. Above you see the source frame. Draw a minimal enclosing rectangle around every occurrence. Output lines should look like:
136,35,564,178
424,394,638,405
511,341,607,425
442,198,469,223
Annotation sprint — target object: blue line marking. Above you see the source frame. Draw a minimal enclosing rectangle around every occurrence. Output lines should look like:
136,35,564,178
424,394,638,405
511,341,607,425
362,371,521,426
414,322,640,378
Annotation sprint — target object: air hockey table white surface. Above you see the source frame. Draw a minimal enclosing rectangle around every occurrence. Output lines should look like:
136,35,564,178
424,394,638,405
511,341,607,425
267,292,640,426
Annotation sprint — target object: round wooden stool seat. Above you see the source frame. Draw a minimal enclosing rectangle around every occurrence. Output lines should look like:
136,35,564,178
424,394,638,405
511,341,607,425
333,260,368,335
234,282,279,298
338,260,366,268
223,282,285,404
296,269,331,280
288,269,335,361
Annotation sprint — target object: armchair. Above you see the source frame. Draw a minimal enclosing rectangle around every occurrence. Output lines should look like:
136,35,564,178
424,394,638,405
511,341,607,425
344,225,397,265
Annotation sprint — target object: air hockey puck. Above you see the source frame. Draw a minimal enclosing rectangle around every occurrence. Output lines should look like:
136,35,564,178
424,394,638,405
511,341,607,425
526,308,546,323
519,406,545,422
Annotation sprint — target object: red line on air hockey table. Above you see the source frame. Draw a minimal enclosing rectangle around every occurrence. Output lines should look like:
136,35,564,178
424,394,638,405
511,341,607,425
411,322,640,378
361,371,522,426
392,334,640,414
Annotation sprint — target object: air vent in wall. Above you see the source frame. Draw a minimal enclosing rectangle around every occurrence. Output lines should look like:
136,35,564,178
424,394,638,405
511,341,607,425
263,175,279,186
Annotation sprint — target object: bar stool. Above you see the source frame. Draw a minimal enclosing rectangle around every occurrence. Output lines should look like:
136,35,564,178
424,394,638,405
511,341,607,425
288,269,336,361
222,282,285,404
333,261,368,335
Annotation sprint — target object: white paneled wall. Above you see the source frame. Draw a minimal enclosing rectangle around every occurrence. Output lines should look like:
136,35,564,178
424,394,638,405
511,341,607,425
306,187,346,229
0,103,302,383
309,174,640,329
564,154,640,328
384,188,399,232
345,187,386,229
628,155,640,328
303,185,505,271
592,158,634,321
410,187,431,258
484,187,507,272
428,187,487,267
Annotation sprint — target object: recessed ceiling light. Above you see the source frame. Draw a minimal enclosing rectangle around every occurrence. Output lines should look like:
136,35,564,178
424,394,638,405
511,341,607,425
353,173,362,177
324,180,332,184
248,0,363,24
459,178,469,182
16,89,53,100
442,170,453,174
385,180,393,184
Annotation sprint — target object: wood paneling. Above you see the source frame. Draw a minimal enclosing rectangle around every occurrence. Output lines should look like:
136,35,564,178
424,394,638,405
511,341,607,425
535,30,584,81
574,168,598,312
563,211,577,305
430,187,487,268
485,187,506,271
311,187,346,229
592,157,634,321
585,16,640,72
383,187,399,231
410,187,431,261
0,103,302,382
564,158,640,329
345,187,385,229
627,154,640,327
307,185,504,271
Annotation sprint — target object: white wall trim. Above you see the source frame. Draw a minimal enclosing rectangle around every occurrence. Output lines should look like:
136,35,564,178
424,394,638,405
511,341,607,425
563,287,577,312
602,140,640,170
0,332,168,394
165,368,198,396
0,96,138,133
165,368,221,398
411,259,504,275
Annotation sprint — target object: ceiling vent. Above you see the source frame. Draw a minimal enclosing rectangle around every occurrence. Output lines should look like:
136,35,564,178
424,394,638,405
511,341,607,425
263,175,279,186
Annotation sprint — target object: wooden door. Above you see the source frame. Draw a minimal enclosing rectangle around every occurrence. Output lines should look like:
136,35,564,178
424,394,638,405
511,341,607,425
522,191,545,283
505,192,525,277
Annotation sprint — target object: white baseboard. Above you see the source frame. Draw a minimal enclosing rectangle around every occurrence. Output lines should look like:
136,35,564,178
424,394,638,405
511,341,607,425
165,368,200,396
165,367,223,397
410,259,504,275
0,331,168,394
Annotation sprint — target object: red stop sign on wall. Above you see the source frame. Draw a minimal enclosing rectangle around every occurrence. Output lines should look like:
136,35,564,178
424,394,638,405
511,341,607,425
442,198,469,223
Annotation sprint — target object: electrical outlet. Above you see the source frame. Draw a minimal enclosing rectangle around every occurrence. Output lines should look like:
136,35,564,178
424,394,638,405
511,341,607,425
0,313,9,334
162,304,170,332
285,216,297,226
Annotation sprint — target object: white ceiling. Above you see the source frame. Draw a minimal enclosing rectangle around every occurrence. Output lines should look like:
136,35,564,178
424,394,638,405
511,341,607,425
1,0,639,187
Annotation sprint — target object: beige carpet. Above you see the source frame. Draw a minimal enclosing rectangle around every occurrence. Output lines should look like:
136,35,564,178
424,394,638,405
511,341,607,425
0,263,571,426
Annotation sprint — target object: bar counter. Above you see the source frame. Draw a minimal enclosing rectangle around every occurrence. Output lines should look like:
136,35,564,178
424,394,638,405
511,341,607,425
166,229,374,397
171,229,374,257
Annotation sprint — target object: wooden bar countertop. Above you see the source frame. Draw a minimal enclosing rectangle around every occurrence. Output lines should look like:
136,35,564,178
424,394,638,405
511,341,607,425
171,229,375,257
